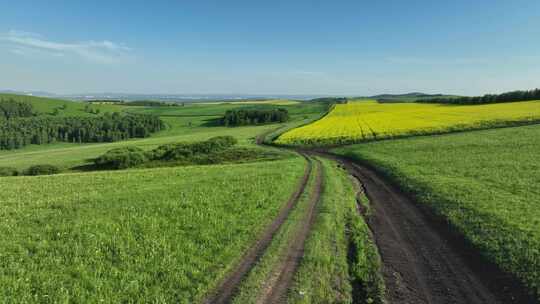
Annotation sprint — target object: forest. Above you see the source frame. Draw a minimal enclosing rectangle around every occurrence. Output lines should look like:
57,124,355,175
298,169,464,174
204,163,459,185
309,97,348,104
0,98,35,119
222,108,289,126
0,112,164,150
418,88,540,104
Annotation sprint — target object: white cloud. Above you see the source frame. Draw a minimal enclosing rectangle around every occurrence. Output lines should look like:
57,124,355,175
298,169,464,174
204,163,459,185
1,30,132,63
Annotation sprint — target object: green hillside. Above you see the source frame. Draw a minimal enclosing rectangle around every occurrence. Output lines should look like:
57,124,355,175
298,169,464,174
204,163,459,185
0,94,127,117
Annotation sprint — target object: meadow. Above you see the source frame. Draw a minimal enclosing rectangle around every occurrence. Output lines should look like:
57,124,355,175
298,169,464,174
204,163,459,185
0,158,306,302
334,124,540,298
276,99,540,145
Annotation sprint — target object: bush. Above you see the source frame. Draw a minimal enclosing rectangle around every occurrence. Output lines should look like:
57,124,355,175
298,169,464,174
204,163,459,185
153,136,238,161
0,166,18,176
93,136,239,170
196,136,238,153
93,147,148,169
25,164,60,176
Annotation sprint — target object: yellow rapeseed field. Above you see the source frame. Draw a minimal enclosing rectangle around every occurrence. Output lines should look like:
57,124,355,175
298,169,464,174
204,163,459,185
276,99,540,145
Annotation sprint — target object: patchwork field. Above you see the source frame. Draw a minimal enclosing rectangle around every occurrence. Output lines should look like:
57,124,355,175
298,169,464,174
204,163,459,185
3,92,540,303
126,100,327,117
334,124,540,298
276,99,540,145
0,158,306,302
0,99,326,171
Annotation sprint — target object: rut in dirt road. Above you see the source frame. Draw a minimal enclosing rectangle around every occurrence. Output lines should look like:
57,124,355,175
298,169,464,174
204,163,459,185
256,158,323,304
337,157,538,304
204,156,313,304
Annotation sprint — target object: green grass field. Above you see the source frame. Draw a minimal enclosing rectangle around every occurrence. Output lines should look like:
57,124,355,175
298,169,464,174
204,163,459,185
334,124,540,298
0,157,306,303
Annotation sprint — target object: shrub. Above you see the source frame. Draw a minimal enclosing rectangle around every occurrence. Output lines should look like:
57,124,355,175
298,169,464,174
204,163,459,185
0,166,18,176
153,136,238,161
25,164,60,176
93,136,239,170
94,147,148,169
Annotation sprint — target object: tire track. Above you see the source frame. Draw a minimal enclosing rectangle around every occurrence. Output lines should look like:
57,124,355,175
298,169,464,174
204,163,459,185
203,155,313,304
259,126,537,303
255,157,323,304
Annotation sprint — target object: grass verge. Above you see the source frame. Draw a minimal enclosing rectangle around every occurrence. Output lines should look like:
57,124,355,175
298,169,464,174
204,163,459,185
288,158,385,304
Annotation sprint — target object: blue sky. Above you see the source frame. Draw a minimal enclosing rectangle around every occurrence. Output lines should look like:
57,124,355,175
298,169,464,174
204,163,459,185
0,0,539,95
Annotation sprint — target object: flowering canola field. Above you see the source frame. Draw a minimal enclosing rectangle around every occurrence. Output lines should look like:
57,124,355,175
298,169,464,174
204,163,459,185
276,100,540,145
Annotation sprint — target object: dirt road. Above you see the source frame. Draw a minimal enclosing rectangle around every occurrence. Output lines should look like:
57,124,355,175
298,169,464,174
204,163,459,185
335,156,537,304
207,128,537,304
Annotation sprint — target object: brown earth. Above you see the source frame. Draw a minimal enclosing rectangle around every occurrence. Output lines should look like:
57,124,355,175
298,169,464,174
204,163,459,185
333,155,538,304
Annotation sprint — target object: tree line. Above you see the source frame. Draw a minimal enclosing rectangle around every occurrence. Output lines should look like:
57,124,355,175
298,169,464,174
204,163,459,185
417,89,540,105
0,113,164,150
124,100,179,107
0,98,34,119
222,108,289,126
86,100,178,107
309,97,348,104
